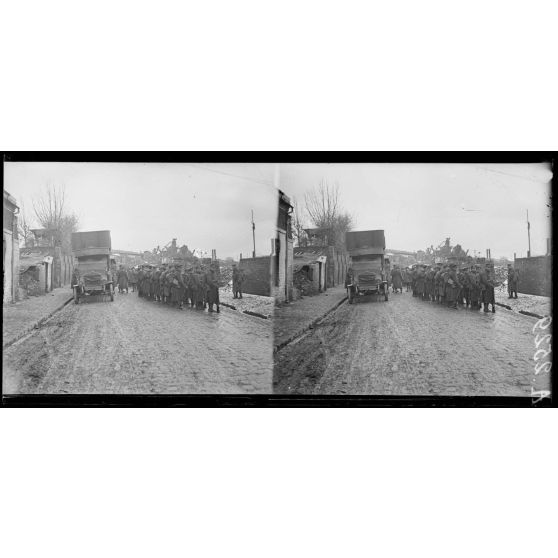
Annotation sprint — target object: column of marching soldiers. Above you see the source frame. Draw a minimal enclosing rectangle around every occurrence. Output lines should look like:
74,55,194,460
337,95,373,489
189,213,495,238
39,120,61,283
392,261,519,313
112,262,245,313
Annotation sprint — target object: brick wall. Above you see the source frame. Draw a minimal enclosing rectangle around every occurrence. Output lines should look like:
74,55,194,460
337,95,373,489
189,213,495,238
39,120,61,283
240,256,271,297
514,256,552,297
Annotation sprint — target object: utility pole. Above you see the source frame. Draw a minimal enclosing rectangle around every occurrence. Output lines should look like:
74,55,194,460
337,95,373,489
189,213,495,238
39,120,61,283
251,210,256,258
527,209,531,257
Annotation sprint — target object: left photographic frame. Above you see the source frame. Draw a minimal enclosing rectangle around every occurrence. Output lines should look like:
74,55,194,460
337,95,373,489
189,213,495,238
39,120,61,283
2,154,279,403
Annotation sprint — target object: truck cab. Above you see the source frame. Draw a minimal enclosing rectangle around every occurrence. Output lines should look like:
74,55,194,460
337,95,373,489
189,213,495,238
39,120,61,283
345,230,389,303
71,230,114,304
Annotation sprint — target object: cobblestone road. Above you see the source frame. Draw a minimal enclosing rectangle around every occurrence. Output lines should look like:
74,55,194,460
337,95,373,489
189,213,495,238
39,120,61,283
274,291,551,396
3,292,272,394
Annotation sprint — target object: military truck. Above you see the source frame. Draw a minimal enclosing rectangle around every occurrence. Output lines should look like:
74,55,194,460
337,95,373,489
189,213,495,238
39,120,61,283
71,230,114,304
345,230,389,303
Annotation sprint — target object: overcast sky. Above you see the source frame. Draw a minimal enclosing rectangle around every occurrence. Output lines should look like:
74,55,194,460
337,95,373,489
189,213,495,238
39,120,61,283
280,163,552,259
4,163,278,259
4,162,552,260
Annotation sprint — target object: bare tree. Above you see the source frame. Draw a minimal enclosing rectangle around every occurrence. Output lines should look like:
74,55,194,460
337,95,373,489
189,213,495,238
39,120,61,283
304,179,354,248
17,202,34,247
291,196,309,247
32,185,79,252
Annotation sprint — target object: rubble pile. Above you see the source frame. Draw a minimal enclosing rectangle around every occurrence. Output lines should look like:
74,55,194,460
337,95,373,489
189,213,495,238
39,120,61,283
218,265,234,288
19,275,43,297
293,271,319,297
493,266,508,286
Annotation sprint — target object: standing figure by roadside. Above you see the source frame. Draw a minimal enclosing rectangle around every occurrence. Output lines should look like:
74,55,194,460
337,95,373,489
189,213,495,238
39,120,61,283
445,263,461,309
110,262,118,292
191,265,205,309
440,264,450,305
71,265,80,290
232,263,244,299
426,265,437,302
345,266,356,303
148,267,156,300
117,265,129,294
186,267,195,308
391,265,403,294
423,265,434,301
404,267,412,292
162,265,172,304
507,264,519,299
415,265,426,300
205,263,221,313
181,267,192,308
456,265,468,306
468,264,482,310
411,265,418,297
479,262,496,313
433,263,443,303
137,266,146,297
151,266,160,301
169,265,185,309
128,267,138,292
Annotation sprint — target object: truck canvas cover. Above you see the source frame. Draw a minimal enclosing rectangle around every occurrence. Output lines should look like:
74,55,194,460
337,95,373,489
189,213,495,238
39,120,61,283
71,230,112,257
345,230,386,254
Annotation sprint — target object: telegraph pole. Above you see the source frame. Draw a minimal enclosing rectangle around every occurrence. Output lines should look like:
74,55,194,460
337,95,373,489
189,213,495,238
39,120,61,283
527,209,531,257
251,210,256,258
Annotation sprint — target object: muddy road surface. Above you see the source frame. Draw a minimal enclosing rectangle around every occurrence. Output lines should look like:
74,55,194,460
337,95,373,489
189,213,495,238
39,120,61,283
4,292,272,394
274,291,548,397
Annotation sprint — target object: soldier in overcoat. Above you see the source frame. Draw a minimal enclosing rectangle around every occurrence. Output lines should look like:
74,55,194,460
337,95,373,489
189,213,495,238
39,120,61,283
117,266,129,294
404,267,412,292
445,263,461,309
149,268,157,300
138,267,146,297
162,266,172,303
428,265,438,301
415,265,426,300
479,262,496,313
410,265,418,297
205,264,220,312
391,266,403,294
232,264,244,299
184,266,192,306
456,265,468,306
440,265,450,304
507,264,519,299
468,265,482,310
190,265,205,309
433,264,443,303
170,265,185,309
151,267,160,301
128,268,137,292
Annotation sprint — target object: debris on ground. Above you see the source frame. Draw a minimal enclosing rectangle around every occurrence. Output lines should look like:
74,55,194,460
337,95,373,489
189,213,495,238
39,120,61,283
219,286,274,318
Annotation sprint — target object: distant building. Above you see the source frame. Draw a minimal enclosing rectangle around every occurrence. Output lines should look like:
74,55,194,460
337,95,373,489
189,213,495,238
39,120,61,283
112,250,144,267
3,190,20,303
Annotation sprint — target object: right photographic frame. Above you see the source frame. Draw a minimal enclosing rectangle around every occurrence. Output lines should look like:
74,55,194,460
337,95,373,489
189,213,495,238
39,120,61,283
272,156,554,404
